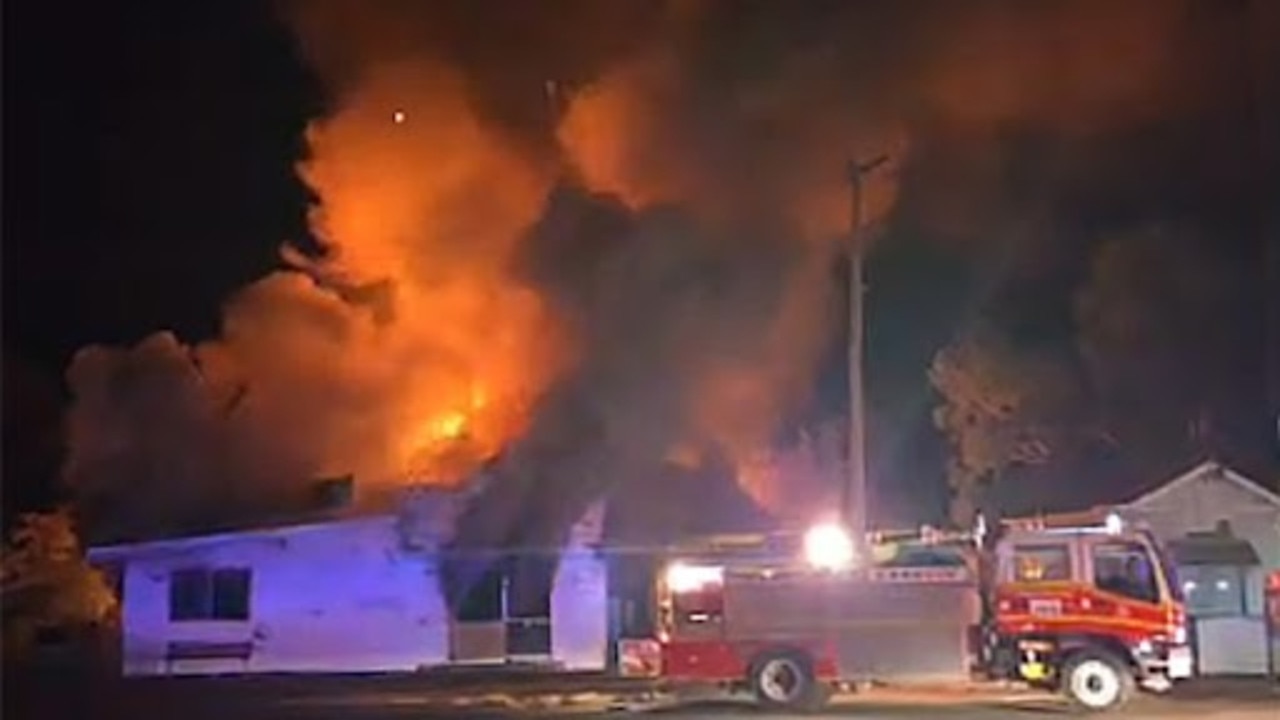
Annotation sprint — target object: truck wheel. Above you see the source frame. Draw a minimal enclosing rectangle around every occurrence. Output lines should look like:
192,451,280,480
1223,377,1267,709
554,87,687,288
750,650,823,711
1061,650,1134,712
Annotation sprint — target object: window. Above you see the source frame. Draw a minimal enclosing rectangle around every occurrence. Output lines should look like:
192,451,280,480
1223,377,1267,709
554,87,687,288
169,567,251,621
1179,564,1247,617
1011,544,1071,582
1092,541,1159,604
505,555,555,620
456,565,504,623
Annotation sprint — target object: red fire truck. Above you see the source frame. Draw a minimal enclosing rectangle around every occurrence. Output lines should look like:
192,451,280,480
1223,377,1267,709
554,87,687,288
618,513,1193,712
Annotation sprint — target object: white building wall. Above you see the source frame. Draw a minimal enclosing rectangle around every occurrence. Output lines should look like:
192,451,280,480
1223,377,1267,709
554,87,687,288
116,516,449,676
553,500,609,670
100,502,613,676
551,550,609,670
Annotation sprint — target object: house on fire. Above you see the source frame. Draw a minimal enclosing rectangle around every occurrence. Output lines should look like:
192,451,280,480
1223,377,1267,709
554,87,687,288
87,459,772,677
87,486,610,676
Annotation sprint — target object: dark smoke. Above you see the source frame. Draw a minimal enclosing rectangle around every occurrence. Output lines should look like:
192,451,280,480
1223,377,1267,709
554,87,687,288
440,186,831,605
64,0,1272,560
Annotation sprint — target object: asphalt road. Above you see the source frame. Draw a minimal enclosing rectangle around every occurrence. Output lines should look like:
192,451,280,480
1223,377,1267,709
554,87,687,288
7,673,1277,720
272,686,1279,720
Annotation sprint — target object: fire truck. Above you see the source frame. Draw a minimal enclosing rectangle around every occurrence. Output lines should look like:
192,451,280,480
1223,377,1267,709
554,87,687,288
617,513,1193,712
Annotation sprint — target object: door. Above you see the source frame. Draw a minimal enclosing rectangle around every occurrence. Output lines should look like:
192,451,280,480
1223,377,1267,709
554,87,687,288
449,566,505,664
504,555,555,663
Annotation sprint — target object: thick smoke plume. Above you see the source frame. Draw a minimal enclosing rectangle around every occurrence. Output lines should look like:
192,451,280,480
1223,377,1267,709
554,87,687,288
64,0,1246,543
66,58,568,539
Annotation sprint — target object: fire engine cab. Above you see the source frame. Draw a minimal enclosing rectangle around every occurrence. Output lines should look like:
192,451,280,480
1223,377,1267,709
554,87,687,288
618,513,1192,713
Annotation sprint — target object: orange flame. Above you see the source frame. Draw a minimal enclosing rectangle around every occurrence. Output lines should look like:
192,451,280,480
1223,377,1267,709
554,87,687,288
278,63,568,489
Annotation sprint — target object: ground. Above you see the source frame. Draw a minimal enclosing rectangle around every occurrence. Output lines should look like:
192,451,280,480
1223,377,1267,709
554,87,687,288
4,671,1277,720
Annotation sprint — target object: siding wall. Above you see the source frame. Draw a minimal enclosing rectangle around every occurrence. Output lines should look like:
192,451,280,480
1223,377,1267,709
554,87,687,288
1122,470,1280,610
107,509,610,676
118,516,449,676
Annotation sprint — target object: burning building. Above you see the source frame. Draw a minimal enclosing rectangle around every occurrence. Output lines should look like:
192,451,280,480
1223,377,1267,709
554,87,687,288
64,0,1262,675
86,453,777,677
87,483,611,675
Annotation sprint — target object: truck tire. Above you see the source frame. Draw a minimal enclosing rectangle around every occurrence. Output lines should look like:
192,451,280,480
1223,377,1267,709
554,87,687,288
749,649,825,711
1061,650,1134,713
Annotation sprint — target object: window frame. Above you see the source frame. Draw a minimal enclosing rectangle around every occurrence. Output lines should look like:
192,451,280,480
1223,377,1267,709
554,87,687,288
168,566,253,622
1007,542,1074,583
1178,563,1249,618
1088,539,1162,606
455,565,505,623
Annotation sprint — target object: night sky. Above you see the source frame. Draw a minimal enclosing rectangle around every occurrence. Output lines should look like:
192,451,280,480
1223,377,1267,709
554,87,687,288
5,1,318,517
4,0,1279,534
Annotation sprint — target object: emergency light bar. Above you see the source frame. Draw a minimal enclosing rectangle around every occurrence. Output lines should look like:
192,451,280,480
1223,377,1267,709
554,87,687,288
1006,512,1127,536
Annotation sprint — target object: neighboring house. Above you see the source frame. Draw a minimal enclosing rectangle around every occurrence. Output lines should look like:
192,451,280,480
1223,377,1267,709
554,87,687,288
1116,462,1279,677
1001,460,1280,677
87,489,609,677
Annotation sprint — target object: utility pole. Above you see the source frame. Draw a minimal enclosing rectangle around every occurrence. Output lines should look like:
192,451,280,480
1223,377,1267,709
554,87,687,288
844,154,888,548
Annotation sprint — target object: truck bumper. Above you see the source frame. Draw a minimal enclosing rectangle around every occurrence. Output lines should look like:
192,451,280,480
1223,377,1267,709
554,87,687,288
1165,645,1194,679
1133,642,1194,682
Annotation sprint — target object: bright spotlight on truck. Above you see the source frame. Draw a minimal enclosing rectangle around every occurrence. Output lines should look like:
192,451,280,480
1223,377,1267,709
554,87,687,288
665,563,723,593
1105,512,1124,535
804,522,856,571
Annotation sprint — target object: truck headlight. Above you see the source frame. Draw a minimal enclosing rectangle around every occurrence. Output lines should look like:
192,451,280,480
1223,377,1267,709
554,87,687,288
804,522,856,571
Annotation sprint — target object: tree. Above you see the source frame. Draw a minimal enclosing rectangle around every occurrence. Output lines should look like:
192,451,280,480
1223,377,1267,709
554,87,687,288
1,509,117,657
929,330,1056,526
1074,226,1247,469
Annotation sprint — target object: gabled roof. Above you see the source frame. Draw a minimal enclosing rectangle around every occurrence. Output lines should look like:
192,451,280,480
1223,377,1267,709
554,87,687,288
88,486,609,562
1125,460,1280,510
87,513,398,562
989,456,1278,521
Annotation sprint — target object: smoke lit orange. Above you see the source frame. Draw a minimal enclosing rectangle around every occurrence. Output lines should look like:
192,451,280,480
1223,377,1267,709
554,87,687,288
291,64,569,489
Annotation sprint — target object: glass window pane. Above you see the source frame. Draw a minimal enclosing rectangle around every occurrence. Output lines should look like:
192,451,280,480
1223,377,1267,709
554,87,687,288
457,565,504,622
212,568,252,620
505,554,555,619
1092,541,1160,604
1179,565,1245,617
1012,544,1071,581
169,568,210,621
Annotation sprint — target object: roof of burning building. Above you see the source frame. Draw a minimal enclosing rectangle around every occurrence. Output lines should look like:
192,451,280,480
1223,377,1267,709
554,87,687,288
88,484,607,560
